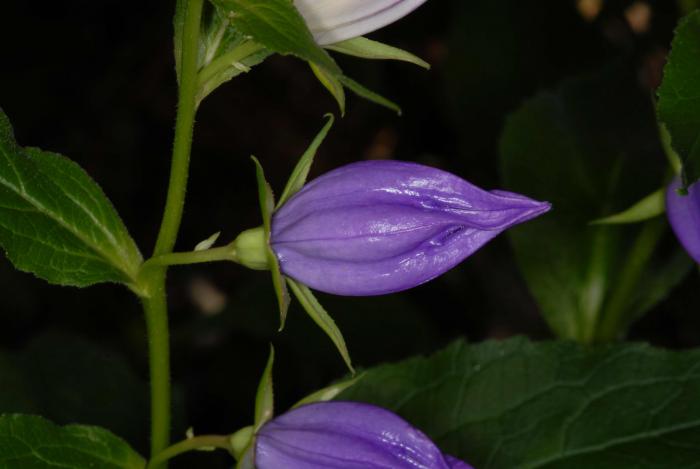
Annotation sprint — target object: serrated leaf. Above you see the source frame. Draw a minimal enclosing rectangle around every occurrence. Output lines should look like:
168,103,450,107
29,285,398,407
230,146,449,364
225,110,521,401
339,338,700,469
0,110,143,289
657,11,700,189
286,278,353,374
591,188,665,225
327,37,430,69
0,414,145,468
254,345,275,431
251,156,289,327
276,114,334,209
338,75,402,115
500,66,686,342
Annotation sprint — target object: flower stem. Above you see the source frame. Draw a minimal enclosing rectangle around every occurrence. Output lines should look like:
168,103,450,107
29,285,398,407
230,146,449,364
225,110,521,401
147,435,233,468
141,0,204,466
143,244,238,269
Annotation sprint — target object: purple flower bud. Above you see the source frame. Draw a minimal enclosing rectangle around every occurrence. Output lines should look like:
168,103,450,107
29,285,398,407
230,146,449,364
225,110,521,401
666,177,700,263
294,0,429,45
255,401,473,469
271,160,551,296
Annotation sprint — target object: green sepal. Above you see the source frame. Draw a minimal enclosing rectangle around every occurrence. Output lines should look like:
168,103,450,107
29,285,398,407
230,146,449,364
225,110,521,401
230,425,254,460
339,75,402,115
287,277,354,374
277,114,335,209
327,37,430,69
254,345,275,431
251,156,290,328
591,188,666,225
310,64,346,116
292,373,364,409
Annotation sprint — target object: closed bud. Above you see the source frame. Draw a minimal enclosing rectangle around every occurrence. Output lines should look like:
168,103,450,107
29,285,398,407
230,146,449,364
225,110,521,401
255,401,472,469
271,160,551,296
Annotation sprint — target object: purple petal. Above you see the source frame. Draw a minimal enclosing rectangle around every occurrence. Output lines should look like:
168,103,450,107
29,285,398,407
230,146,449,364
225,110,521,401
294,0,428,45
255,401,452,469
666,177,700,263
271,160,551,296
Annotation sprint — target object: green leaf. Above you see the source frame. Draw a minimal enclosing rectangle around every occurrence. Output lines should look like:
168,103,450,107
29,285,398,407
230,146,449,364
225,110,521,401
254,345,275,431
327,37,430,69
286,277,354,374
251,156,289,327
657,11,700,189
276,114,334,209
591,188,665,225
0,109,143,289
0,414,145,468
500,66,689,342
338,75,402,115
0,332,149,448
339,338,700,468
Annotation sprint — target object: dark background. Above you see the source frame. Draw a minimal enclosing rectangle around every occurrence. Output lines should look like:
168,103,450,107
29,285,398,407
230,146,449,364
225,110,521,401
2,0,700,466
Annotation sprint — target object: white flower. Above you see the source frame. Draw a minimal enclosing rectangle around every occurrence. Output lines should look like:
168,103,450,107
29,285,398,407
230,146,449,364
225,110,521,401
294,0,428,45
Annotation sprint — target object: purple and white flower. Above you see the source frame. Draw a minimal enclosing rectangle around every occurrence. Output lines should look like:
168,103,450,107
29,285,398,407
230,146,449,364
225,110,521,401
293,0,429,45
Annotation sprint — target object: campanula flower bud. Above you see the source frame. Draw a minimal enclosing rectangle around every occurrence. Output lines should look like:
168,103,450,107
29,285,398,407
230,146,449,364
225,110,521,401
294,0,428,45
255,401,472,469
666,177,700,263
271,160,551,296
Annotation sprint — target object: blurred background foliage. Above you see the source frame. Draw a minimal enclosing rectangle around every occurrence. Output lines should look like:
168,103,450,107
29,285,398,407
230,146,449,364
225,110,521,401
2,0,700,466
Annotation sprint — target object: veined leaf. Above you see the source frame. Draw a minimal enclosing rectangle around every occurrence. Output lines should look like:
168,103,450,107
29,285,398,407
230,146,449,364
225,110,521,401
340,338,700,468
0,109,143,289
657,11,700,190
0,414,145,468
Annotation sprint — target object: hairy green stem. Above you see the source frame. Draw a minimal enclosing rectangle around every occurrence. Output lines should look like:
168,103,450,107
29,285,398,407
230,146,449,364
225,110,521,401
154,0,204,257
143,244,238,269
141,273,171,465
141,0,205,466
147,435,233,468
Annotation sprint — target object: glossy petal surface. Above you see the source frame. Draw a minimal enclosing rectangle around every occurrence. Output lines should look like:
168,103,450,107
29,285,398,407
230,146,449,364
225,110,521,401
271,160,551,296
667,177,700,263
294,0,428,45
255,401,466,469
